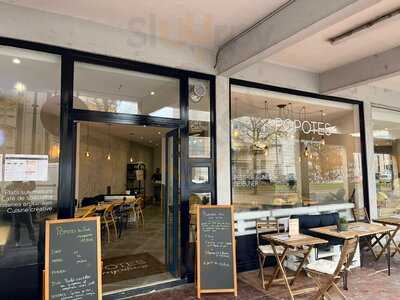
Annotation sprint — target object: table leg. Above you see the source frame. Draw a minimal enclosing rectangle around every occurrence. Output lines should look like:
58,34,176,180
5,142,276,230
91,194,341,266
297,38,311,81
376,227,399,260
387,233,391,276
266,245,288,289
271,243,294,300
343,268,348,291
290,246,311,286
390,238,400,257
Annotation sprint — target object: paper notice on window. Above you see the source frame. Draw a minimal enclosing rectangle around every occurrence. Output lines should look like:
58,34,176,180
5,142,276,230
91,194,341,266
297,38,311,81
4,154,48,182
289,219,300,237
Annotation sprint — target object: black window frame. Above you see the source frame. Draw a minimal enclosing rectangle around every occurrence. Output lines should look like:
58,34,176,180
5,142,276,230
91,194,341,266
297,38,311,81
0,36,217,288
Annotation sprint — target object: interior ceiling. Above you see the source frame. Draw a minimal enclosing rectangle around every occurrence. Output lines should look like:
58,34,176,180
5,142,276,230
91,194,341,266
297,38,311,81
79,121,171,148
266,0,400,73
1,0,288,49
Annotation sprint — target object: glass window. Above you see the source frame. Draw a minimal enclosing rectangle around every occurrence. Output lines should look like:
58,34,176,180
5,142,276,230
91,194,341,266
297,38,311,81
0,47,61,266
372,107,400,217
74,62,180,118
189,78,210,158
231,85,364,212
191,167,209,184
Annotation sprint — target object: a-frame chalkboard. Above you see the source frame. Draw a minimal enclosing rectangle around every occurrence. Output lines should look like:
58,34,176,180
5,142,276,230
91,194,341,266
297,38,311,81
44,217,102,300
196,205,237,299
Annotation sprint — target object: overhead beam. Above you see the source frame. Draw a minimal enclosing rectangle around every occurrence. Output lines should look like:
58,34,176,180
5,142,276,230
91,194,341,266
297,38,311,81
215,0,381,75
320,45,400,93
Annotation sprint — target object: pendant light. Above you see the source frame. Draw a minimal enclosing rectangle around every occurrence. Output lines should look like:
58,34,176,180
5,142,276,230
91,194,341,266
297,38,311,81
84,124,91,158
129,141,135,163
320,110,326,146
232,98,240,138
106,124,111,160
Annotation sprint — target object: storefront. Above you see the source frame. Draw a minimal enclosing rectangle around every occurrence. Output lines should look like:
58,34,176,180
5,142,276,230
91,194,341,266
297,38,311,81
0,37,396,299
0,37,216,299
229,79,370,270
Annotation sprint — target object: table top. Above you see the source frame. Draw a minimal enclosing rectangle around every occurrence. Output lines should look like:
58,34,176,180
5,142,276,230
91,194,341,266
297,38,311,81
310,222,390,239
373,217,400,227
262,233,327,249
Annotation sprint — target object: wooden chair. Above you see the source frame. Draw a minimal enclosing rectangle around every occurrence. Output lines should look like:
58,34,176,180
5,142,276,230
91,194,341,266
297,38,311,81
352,207,385,260
79,206,97,218
352,207,370,223
130,197,144,227
101,204,118,243
304,237,359,300
256,219,285,289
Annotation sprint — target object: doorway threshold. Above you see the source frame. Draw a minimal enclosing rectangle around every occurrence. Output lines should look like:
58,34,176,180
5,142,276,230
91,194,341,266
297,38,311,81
103,278,187,300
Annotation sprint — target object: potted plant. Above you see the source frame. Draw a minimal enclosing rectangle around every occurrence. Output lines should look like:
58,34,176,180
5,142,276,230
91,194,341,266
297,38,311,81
337,217,348,232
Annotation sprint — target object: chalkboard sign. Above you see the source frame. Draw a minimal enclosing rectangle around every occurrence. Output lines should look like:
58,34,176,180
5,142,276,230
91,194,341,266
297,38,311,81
44,217,101,300
196,205,237,298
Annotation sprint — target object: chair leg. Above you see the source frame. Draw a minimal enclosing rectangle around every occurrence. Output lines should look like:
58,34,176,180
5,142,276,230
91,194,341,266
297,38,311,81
257,254,266,289
105,223,110,243
139,208,144,227
112,220,118,240
330,281,347,300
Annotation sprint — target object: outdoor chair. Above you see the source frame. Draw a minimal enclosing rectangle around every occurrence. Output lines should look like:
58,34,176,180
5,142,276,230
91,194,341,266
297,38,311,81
304,236,359,300
256,218,303,289
101,203,118,243
352,207,385,262
256,218,284,289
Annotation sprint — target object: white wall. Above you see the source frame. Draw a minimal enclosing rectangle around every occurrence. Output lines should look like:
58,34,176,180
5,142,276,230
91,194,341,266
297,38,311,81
216,76,231,204
0,2,215,74
233,61,320,93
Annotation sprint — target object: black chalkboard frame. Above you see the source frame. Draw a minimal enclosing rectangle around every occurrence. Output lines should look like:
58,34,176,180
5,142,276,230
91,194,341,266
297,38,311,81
196,205,237,299
44,217,102,300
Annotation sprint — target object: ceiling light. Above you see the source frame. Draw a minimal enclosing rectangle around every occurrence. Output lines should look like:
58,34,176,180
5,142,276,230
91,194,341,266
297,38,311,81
150,91,155,96
14,82,26,93
12,58,21,64
329,8,400,45
158,131,161,135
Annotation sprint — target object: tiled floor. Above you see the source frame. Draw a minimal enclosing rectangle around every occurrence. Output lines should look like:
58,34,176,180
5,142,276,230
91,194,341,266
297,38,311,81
131,254,400,300
102,204,175,293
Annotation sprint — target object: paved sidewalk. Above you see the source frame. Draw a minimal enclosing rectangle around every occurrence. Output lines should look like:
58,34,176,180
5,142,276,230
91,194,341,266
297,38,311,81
132,255,400,300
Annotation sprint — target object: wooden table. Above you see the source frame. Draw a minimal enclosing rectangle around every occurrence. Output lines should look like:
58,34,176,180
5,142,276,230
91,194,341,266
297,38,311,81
374,217,400,259
310,222,392,279
261,233,328,300
75,198,138,218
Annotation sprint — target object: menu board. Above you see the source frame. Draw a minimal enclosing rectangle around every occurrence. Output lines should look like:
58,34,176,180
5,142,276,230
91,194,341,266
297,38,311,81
196,205,237,298
44,217,101,300
4,154,48,181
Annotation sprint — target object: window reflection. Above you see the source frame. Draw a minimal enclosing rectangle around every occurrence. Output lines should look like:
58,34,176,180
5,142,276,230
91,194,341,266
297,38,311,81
231,86,364,212
372,107,400,217
0,47,60,266
74,63,180,118
191,167,209,184
189,78,211,158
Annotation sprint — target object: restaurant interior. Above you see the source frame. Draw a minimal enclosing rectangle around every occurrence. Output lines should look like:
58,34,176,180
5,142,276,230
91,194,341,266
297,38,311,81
74,121,175,292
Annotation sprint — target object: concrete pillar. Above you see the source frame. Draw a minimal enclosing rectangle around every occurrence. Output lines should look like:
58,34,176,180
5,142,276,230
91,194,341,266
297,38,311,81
216,76,231,204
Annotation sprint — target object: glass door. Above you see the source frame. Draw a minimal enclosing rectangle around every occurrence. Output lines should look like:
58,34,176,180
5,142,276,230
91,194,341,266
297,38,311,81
164,128,180,275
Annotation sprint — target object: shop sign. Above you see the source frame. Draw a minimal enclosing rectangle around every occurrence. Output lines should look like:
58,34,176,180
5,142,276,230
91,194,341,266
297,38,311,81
272,118,334,135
